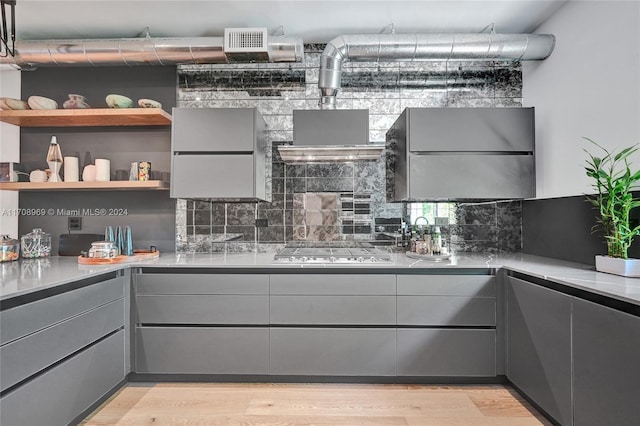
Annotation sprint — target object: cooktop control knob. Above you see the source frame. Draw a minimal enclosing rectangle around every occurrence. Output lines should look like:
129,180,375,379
290,256,296,263
357,256,364,263
329,256,337,263
301,256,308,263
370,257,377,263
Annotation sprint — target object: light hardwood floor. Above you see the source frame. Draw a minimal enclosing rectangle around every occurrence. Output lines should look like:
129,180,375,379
80,383,552,426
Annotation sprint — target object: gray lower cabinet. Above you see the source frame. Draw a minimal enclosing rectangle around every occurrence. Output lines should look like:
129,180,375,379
572,298,640,426
136,327,269,374
270,295,395,325
397,329,496,376
270,328,396,376
0,330,125,426
506,276,572,426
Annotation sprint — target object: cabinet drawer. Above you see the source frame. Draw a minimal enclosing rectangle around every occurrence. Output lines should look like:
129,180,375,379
408,154,534,199
397,296,495,326
270,328,396,376
0,330,125,426
172,107,257,152
1,276,124,345
270,295,395,325
136,327,269,374
397,329,496,376
407,107,534,152
136,273,268,295
397,275,495,296
171,155,256,199
270,274,395,295
1,298,124,392
136,295,268,324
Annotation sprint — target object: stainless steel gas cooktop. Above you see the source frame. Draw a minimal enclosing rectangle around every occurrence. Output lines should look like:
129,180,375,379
273,241,391,264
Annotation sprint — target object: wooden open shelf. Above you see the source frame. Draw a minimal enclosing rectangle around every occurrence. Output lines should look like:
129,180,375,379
0,180,169,191
0,108,172,127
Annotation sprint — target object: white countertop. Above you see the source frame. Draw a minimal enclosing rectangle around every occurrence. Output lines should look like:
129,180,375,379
2,252,640,307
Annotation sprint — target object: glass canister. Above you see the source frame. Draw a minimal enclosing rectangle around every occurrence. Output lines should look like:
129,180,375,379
1,235,20,262
20,228,52,259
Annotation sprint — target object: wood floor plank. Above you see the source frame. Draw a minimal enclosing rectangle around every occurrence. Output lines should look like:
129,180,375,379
81,383,550,426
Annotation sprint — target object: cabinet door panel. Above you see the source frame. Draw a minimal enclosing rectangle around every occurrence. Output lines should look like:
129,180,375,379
506,277,572,426
270,274,395,295
407,108,534,152
0,330,125,426
136,327,269,374
293,110,368,146
397,329,496,376
0,276,124,345
136,295,269,324
397,296,495,326
172,108,255,152
171,155,254,199
270,328,396,376
408,154,534,199
270,295,395,325
136,273,268,295
1,299,124,392
397,275,495,296
573,299,640,426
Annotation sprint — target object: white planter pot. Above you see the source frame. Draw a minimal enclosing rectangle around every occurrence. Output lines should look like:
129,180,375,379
595,255,640,277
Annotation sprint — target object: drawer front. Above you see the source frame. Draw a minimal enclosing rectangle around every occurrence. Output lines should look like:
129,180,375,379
408,154,534,199
270,296,396,325
407,107,534,152
171,155,255,199
270,274,395,295
136,273,268,295
270,328,396,376
0,330,125,426
397,329,496,376
136,295,268,324
397,275,495,296
172,107,256,152
397,296,496,326
1,277,124,345
1,298,124,392
136,327,269,374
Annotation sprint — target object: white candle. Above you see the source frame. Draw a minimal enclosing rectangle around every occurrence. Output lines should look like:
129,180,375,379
95,158,111,181
63,156,79,182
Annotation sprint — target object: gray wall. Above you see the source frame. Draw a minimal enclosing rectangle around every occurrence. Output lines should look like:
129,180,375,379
19,66,177,254
522,0,640,198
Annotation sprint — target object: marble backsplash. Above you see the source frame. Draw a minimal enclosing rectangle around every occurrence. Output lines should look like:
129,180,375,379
175,44,524,254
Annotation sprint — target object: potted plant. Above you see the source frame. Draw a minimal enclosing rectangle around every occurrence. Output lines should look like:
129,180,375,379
584,137,640,276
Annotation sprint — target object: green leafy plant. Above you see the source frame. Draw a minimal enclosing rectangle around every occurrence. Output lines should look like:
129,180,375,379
584,137,640,259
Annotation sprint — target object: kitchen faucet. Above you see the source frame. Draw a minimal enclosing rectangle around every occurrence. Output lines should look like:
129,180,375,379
413,216,429,239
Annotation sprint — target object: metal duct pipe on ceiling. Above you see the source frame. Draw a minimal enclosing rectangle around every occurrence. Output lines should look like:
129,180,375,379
318,33,556,108
0,35,303,68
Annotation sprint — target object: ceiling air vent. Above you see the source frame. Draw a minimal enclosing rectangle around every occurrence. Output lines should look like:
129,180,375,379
224,27,269,62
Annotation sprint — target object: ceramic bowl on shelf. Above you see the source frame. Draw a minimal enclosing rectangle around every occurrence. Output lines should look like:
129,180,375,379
27,96,58,110
138,98,162,108
0,97,30,110
29,170,48,182
105,94,133,108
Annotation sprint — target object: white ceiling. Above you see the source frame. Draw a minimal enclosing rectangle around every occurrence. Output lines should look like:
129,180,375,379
13,0,568,42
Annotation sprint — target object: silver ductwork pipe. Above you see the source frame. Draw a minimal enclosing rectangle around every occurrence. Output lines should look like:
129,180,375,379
319,33,556,108
1,35,303,68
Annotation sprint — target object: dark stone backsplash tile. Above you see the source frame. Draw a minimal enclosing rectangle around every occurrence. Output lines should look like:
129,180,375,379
176,51,523,251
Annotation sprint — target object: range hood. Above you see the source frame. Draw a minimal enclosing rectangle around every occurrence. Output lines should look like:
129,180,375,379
278,109,383,164
277,144,384,163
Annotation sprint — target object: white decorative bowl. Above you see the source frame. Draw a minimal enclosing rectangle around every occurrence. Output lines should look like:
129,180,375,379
106,94,133,108
138,98,162,108
28,96,58,110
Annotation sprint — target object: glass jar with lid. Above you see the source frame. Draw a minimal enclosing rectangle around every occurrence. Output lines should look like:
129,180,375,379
20,228,52,259
1,235,20,262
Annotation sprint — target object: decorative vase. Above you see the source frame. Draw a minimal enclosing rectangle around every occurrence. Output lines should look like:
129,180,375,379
46,136,63,183
63,94,91,109
106,94,133,108
595,255,640,277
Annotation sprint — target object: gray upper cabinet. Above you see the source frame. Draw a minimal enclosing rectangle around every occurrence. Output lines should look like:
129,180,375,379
170,107,268,200
387,107,535,201
293,109,368,146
